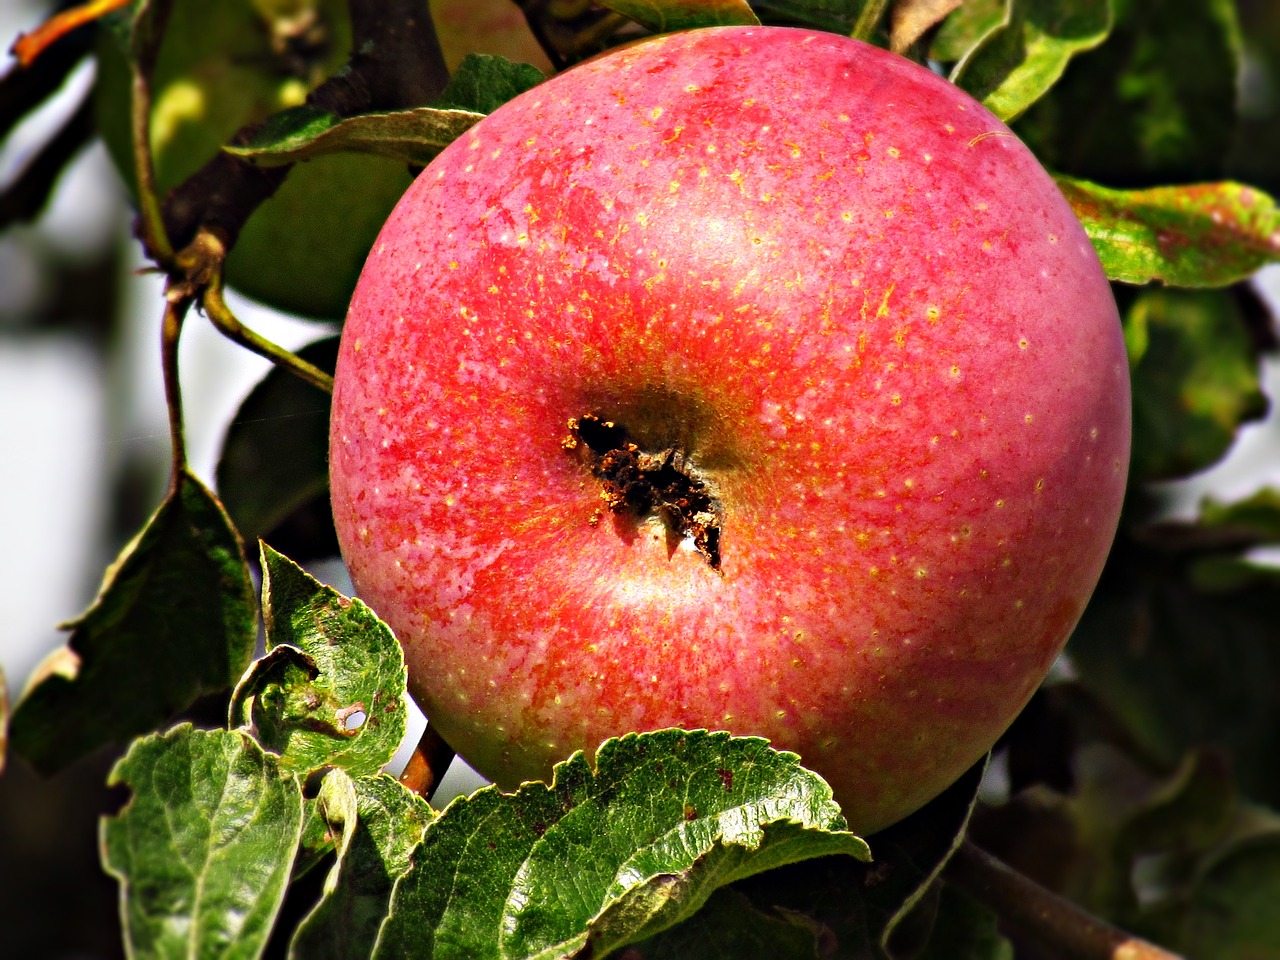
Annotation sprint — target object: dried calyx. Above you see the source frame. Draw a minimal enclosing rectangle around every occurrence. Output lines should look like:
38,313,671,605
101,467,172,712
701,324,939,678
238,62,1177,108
563,413,723,570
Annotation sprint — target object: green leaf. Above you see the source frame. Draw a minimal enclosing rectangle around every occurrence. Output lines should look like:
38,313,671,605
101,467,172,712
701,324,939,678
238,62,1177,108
725,759,987,959
1182,833,1280,959
101,725,304,960
294,793,341,882
1124,288,1268,482
434,54,546,114
10,470,256,773
289,771,436,960
625,887,825,958
1068,520,1280,807
230,545,408,777
1014,0,1241,186
225,104,484,169
216,337,336,546
917,885,1013,960
951,0,1113,122
749,0,860,33
373,730,868,960
597,0,760,33
559,819,867,958
1113,750,1236,869
871,759,988,957
1058,178,1280,287
929,0,1007,62
1198,488,1280,543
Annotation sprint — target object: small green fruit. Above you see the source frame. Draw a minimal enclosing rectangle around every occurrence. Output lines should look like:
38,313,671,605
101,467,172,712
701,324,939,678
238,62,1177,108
95,0,412,319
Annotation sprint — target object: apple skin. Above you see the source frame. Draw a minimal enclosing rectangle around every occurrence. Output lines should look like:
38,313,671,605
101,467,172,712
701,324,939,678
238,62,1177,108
330,26,1130,833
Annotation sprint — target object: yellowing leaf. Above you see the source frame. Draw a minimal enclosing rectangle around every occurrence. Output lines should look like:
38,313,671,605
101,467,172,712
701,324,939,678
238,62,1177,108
1059,177,1280,287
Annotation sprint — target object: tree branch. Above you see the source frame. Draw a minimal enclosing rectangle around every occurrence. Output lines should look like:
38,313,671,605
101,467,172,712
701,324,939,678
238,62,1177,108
2,8,95,138
944,840,1185,960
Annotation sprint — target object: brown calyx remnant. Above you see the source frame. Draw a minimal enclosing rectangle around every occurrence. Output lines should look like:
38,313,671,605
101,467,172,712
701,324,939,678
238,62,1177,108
563,413,723,571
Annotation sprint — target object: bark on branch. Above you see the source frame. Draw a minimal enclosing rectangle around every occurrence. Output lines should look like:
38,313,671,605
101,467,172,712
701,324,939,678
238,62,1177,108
945,840,1185,960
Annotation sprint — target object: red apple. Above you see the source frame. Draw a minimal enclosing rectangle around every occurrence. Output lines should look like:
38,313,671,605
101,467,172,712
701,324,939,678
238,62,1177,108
329,26,1130,833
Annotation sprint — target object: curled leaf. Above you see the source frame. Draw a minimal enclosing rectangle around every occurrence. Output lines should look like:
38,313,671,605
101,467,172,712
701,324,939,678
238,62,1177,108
289,771,436,960
929,0,1007,63
226,105,485,169
952,0,1112,122
229,545,408,777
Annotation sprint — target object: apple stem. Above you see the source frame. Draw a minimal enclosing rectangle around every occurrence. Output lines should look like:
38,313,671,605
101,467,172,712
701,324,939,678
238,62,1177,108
850,0,891,43
944,840,1185,960
397,724,457,805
